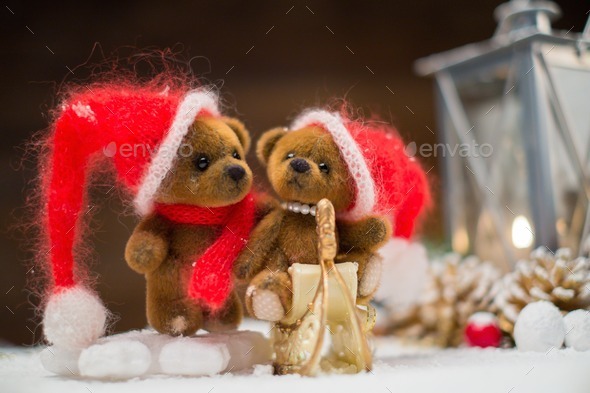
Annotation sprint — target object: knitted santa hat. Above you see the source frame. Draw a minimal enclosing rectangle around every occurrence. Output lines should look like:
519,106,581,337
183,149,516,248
290,109,430,238
42,84,220,349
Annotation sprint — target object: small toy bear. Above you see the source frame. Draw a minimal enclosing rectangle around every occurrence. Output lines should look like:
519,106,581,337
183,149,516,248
40,81,256,349
234,109,430,322
124,114,254,336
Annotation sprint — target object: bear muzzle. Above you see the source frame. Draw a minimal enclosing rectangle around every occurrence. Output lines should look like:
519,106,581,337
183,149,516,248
226,165,246,182
290,158,310,173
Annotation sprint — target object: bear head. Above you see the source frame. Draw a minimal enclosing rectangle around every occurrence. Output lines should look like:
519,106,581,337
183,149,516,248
155,116,252,207
256,126,354,211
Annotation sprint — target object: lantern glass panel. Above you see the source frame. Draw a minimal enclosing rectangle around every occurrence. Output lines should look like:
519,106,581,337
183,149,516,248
543,44,590,251
446,57,535,264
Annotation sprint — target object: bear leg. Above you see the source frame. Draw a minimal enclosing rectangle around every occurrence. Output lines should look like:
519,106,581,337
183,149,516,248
146,257,206,336
147,295,204,336
202,291,243,332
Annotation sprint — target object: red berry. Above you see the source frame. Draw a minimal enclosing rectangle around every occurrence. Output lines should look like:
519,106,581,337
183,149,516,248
464,312,502,348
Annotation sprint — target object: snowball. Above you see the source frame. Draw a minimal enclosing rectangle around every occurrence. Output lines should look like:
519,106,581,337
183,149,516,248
158,337,230,376
374,238,429,312
514,301,565,352
43,285,107,349
563,310,590,351
40,346,81,376
79,340,151,379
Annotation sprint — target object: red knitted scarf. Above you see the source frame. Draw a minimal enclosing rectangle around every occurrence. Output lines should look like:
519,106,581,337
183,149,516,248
154,193,255,311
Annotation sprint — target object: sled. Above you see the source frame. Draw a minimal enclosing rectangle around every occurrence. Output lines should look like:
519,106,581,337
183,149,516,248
271,198,375,376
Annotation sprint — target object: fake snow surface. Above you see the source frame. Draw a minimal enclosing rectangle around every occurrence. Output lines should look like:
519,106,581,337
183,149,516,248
2,320,590,393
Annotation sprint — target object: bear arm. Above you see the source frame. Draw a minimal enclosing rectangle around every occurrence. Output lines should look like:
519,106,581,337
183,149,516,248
254,193,280,219
234,209,284,281
337,216,392,253
125,215,170,274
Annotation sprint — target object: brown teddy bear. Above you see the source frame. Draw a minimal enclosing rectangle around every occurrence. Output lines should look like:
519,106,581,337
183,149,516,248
234,109,430,322
40,84,257,349
125,115,254,336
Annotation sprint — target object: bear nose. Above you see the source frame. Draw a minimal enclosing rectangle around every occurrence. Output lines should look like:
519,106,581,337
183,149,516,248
290,158,310,173
226,165,246,182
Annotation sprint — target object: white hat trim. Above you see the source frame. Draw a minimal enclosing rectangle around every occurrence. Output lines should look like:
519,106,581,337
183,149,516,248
290,109,376,220
134,89,220,215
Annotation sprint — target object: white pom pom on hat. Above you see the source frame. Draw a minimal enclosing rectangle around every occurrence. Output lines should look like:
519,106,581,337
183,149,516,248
44,285,108,349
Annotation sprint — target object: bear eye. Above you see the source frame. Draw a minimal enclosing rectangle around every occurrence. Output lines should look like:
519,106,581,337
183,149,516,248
194,154,210,171
232,150,241,160
318,163,330,174
286,152,295,160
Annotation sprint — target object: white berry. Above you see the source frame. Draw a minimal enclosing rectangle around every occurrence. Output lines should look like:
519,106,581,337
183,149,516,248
514,301,565,352
563,309,590,351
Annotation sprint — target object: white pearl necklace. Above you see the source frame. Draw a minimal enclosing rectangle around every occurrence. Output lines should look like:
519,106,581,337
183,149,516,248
281,201,317,216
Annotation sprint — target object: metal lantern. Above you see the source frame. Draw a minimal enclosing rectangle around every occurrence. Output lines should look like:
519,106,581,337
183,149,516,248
415,0,590,270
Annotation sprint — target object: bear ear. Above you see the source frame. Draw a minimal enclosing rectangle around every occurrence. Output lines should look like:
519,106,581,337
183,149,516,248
256,127,287,166
221,117,251,153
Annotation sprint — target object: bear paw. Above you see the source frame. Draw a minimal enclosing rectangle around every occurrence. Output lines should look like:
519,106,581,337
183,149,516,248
359,254,382,297
247,286,285,322
125,232,168,274
362,217,390,248
147,298,203,336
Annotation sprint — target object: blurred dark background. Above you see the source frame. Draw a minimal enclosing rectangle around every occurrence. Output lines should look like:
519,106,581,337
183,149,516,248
1,0,587,345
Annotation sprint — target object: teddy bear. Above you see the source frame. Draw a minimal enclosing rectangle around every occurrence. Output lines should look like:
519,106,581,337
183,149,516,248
234,109,430,322
40,83,257,349
124,114,254,336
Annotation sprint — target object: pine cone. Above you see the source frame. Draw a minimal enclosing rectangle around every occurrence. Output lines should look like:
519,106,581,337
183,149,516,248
387,254,501,347
495,247,590,334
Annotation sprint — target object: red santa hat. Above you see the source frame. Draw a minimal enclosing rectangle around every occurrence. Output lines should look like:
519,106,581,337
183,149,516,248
42,84,220,349
290,109,430,238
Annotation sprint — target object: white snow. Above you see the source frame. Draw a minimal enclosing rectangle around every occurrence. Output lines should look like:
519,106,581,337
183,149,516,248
39,327,270,380
39,346,81,375
158,337,229,376
2,319,590,393
467,311,498,327
79,340,152,379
